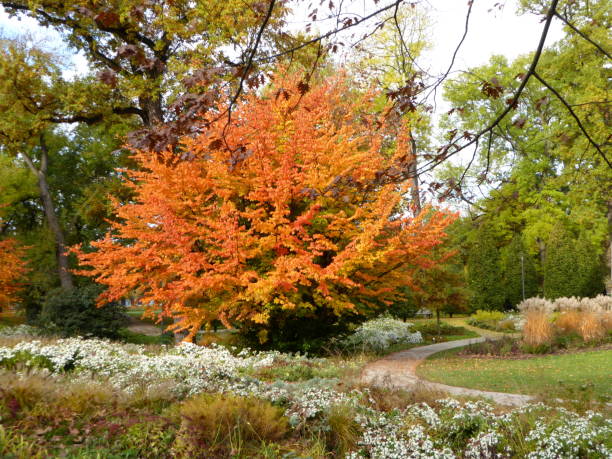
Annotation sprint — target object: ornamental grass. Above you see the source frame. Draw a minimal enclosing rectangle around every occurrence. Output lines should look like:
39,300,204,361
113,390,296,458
522,310,553,348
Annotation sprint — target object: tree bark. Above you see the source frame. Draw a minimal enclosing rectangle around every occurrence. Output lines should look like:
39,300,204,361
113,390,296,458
22,137,74,290
409,135,421,216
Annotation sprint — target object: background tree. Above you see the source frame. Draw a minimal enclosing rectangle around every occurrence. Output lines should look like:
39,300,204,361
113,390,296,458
1,0,290,150
0,208,28,309
542,224,580,299
501,235,538,308
75,73,456,346
466,227,505,311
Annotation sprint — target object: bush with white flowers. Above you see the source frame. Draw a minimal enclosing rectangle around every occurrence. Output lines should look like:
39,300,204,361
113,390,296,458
0,327,610,457
341,316,423,353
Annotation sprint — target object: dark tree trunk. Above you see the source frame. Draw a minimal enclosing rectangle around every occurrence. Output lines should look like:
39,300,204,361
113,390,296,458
22,137,74,290
409,135,421,216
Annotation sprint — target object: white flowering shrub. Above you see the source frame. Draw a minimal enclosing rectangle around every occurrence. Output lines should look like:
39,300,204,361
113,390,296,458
347,399,611,458
341,316,423,353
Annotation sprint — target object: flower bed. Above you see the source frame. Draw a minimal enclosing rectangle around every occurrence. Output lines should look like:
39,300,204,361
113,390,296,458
0,328,610,457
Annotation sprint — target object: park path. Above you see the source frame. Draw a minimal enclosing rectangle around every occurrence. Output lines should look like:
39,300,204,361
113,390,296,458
126,316,162,336
361,334,534,406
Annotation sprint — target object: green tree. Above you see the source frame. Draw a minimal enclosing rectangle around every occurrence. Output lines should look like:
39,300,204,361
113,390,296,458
501,236,538,307
543,225,579,299
467,227,505,311
1,0,290,149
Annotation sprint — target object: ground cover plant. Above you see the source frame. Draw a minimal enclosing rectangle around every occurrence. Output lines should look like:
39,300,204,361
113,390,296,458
467,310,518,333
0,325,610,458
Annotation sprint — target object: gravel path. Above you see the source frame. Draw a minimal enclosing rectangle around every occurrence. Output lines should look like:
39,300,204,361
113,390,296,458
361,337,534,406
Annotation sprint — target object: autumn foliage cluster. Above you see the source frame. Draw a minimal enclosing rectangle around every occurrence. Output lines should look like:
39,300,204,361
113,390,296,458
76,74,455,341
0,237,27,309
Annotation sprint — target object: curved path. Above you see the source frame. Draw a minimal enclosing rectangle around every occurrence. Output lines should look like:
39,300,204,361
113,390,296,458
361,336,534,406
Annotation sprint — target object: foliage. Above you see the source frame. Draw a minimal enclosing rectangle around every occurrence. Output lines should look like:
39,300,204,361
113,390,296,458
75,72,455,342
466,227,505,311
38,285,127,339
341,316,422,354
2,0,290,150
543,225,582,299
176,393,288,457
468,310,516,332
0,237,28,309
500,236,538,308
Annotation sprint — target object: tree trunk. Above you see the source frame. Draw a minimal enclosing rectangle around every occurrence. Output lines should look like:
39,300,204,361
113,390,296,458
436,308,441,334
409,135,421,216
22,138,74,290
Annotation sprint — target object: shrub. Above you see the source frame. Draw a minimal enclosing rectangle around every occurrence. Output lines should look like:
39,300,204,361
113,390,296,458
411,320,469,337
175,393,288,457
467,310,511,331
341,316,422,353
522,310,553,349
38,285,127,338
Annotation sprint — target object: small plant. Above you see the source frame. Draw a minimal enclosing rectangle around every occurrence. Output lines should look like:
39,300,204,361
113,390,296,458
518,297,554,313
578,311,606,342
175,393,288,457
554,310,582,335
325,403,361,456
522,310,553,349
341,316,422,354
468,310,514,331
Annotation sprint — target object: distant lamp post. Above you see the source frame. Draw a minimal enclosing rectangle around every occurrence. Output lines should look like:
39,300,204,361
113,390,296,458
521,253,526,301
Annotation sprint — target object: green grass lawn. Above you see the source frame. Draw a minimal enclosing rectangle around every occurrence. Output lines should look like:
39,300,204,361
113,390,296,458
417,348,612,399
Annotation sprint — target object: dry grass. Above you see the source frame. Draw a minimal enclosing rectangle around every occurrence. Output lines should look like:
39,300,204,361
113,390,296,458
578,311,607,342
176,393,288,457
555,311,582,335
522,310,553,348
326,403,361,456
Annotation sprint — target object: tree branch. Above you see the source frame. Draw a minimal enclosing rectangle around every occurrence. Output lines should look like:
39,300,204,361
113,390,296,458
554,11,611,59
415,0,561,178
532,71,611,168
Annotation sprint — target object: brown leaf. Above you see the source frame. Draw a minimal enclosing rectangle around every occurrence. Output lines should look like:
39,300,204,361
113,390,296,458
98,69,118,88
94,11,120,28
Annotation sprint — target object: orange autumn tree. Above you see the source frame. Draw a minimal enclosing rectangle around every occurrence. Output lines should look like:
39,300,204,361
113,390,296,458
0,207,28,308
75,73,456,343
0,239,28,309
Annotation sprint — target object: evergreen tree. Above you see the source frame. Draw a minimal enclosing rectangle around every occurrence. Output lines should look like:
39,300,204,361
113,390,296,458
543,225,580,299
501,236,538,308
574,237,606,297
467,228,505,311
